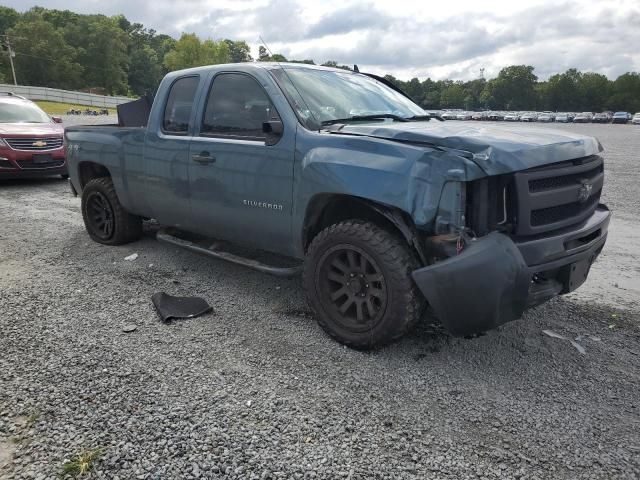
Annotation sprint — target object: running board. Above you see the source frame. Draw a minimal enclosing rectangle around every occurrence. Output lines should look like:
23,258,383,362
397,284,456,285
156,229,302,278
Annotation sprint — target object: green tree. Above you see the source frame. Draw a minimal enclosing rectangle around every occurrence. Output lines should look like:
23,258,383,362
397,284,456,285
321,60,351,70
421,79,441,109
440,82,466,108
0,6,19,34
125,22,170,95
7,18,83,88
404,78,424,104
62,15,129,94
224,39,252,63
479,83,497,109
486,65,538,110
546,68,582,111
608,72,640,112
164,33,230,71
578,72,610,112
128,44,161,95
462,78,486,109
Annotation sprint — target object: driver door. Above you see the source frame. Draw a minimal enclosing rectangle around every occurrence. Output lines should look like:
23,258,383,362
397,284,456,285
187,72,294,255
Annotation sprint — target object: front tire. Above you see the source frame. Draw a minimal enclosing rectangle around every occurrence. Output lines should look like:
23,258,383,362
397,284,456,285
81,177,142,245
304,220,425,350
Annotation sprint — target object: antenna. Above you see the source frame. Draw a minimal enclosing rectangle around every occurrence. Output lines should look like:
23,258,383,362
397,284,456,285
258,36,320,129
480,67,485,80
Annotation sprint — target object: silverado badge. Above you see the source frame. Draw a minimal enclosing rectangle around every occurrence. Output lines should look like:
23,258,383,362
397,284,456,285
577,179,593,203
243,199,284,211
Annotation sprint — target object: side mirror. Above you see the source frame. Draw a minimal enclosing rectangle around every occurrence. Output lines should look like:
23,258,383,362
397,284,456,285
263,120,283,145
52,116,63,124
262,120,283,135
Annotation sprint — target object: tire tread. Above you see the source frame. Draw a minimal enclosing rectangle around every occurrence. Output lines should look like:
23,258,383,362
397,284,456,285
81,177,142,245
303,220,424,349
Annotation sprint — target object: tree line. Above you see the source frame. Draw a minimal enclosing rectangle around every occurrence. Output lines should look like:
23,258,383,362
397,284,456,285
385,66,640,113
1,6,638,113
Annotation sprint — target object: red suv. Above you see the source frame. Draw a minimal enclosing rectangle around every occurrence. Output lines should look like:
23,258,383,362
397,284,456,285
0,93,67,179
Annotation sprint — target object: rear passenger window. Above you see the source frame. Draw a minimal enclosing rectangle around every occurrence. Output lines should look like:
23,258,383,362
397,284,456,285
163,76,199,134
201,73,280,139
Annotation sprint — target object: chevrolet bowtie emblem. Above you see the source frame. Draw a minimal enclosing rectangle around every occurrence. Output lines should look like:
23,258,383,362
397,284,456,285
577,179,593,203
32,140,47,147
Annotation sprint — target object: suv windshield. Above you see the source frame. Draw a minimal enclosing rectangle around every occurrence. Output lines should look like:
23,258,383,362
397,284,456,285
270,67,425,129
0,101,52,123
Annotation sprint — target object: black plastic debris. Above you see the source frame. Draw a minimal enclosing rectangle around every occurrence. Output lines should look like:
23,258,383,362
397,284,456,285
151,292,212,322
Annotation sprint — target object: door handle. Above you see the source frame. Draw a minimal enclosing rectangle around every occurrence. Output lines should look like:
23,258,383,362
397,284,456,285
192,151,216,164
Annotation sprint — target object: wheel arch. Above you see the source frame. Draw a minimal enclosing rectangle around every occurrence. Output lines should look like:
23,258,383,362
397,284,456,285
77,161,111,190
302,193,427,265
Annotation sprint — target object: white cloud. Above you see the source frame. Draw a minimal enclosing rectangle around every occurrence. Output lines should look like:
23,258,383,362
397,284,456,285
4,0,639,81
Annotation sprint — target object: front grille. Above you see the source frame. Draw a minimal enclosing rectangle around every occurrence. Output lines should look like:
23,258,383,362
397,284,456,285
5,137,64,151
16,159,65,169
531,189,601,226
529,164,603,192
513,155,604,236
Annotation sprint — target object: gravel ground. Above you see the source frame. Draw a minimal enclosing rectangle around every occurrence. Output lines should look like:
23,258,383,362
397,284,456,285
1,122,639,479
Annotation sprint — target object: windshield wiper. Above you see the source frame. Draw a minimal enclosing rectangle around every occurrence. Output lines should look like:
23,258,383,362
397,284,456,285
408,114,444,122
321,114,410,126
321,113,444,127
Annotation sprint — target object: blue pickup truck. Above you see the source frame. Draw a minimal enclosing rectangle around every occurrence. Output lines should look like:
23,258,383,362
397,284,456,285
65,63,610,349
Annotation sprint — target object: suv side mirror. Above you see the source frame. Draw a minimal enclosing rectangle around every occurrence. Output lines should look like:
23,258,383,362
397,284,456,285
263,120,283,146
52,116,63,124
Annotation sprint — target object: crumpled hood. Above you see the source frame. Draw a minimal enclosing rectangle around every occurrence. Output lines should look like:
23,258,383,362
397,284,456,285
327,121,602,175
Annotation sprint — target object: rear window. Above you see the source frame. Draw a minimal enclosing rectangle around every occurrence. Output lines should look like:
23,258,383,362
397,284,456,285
163,76,199,134
0,101,51,123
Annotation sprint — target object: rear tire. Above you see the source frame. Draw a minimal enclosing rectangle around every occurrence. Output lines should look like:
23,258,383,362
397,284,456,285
303,220,425,350
81,177,142,245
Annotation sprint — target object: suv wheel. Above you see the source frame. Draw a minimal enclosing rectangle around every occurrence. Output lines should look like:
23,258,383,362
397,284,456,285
81,177,142,245
304,220,424,349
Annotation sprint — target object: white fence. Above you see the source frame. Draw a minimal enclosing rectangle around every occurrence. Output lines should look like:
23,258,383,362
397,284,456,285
0,84,131,108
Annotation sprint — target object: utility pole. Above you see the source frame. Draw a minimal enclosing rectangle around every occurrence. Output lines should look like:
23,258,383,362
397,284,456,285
1,34,17,85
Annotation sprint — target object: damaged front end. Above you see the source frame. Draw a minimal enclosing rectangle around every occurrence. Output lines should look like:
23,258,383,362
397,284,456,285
412,154,610,337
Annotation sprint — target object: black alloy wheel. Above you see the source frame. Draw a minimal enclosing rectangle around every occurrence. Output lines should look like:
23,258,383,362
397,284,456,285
85,191,115,241
317,245,388,333
304,220,424,349
81,177,142,245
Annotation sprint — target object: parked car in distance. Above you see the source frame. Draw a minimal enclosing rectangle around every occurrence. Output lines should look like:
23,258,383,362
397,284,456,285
612,112,631,124
487,111,504,121
456,111,472,121
441,110,460,120
537,112,555,123
65,63,610,349
471,111,487,121
573,112,593,123
520,112,537,122
555,113,570,123
632,113,640,125
504,112,520,121
0,92,67,179
592,113,610,123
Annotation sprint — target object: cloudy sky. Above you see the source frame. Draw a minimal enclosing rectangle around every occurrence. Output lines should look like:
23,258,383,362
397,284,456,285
5,0,639,81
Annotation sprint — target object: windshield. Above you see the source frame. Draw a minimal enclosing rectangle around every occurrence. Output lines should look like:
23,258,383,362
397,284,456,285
270,67,426,129
0,101,52,123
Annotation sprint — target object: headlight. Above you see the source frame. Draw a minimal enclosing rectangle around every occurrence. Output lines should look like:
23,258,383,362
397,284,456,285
435,181,466,234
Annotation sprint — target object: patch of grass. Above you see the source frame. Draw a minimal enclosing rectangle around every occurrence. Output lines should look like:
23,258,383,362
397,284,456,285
34,101,116,116
60,448,104,478
26,411,40,427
